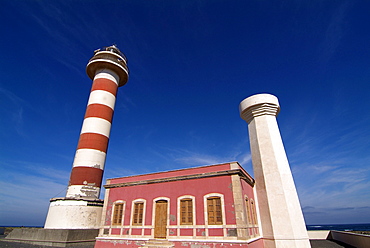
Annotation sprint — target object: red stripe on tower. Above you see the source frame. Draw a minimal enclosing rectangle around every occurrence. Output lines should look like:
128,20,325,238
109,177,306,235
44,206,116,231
69,167,104,186
91,78,119,95
84,104,114,122
77,133,109,152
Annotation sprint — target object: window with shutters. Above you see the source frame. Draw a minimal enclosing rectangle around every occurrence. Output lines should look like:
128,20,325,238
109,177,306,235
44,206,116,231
250,199,258,226
245,197,251,224
112,202,124,225
132,202,144,225
207,197,222,225
180,198,193,225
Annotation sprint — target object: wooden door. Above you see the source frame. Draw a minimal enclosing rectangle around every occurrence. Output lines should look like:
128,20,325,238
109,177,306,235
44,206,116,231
154,200,168,239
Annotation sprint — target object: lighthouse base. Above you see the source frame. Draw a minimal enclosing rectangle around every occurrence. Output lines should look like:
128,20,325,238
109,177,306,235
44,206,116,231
4,228,99,247
44,197,103,229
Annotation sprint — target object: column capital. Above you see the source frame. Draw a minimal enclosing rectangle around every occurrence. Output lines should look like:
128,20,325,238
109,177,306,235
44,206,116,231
239,94,280,124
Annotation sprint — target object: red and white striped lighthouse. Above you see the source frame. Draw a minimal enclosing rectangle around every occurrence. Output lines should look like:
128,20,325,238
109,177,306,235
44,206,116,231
66,46,128,199
44,45,128,229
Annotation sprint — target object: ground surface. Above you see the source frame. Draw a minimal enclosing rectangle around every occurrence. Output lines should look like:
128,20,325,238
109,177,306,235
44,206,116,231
310,239,356,248
0,237,357,248
0,235,93,248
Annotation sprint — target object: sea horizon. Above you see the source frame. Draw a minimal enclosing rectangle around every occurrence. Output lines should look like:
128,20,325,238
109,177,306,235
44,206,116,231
2,223,370,231
306,223,370,231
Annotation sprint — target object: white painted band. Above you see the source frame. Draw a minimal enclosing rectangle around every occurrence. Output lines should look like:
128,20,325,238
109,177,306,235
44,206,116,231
66,185,100,199
44,203,103,229
87,90,116,110
72,149,106,170
80,117,112,137
49,200,88,207
94,69,119,85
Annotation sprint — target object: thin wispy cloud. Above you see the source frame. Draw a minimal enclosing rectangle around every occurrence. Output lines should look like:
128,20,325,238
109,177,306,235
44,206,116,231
0,88,27,137
18,2,91,77
174,152,223,166
318,1,350,68
0,87,26,105
0,159,70,224
160,146,251,169
297,162,369,209
309,164,338,174
238,153,252,166
302,205,370,224
0,173,66,226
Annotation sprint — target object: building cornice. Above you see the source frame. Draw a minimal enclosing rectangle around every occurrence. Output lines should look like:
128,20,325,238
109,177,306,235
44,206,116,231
104,169,255,189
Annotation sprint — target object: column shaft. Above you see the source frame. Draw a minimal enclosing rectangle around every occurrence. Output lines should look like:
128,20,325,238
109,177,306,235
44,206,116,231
240,94,310,248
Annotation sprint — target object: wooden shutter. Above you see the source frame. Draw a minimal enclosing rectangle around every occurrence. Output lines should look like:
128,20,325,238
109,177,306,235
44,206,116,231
246,198,251,224
251,200,257,226
132,202,144,225
112,203,123,225
207,197,222,225
180,198,193,225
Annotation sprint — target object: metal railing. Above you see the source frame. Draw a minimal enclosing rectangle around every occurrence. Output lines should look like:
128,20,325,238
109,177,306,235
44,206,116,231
89,52,129,72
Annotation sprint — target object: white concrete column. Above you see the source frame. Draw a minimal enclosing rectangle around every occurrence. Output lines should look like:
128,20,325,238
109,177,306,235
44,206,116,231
239,93,311,248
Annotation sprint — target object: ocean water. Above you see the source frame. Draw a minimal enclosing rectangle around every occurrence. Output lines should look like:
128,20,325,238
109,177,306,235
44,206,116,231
307,223,370,231
2,224,370,232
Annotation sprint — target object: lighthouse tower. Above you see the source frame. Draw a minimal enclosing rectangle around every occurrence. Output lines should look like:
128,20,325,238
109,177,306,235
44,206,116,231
44,45,129,229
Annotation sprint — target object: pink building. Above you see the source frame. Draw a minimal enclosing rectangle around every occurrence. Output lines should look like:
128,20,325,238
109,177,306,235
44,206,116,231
95,162,263,248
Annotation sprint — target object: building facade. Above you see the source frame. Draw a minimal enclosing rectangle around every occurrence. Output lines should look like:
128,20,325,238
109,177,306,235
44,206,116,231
95,162,264,248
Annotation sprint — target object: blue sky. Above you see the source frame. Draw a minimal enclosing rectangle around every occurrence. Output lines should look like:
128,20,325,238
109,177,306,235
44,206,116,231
1,1,369,226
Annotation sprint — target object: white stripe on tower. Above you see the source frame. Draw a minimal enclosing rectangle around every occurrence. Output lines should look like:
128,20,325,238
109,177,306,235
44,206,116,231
66,69,119,198
88,90,116,109
80,117,112,137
